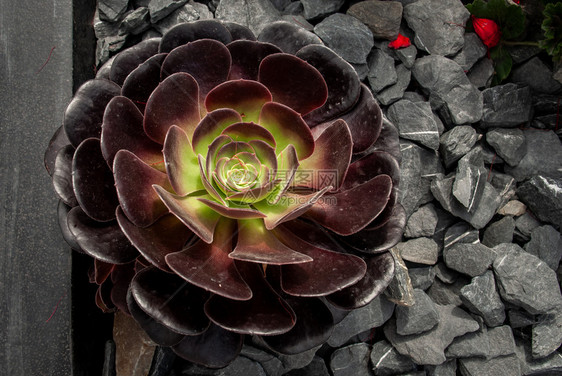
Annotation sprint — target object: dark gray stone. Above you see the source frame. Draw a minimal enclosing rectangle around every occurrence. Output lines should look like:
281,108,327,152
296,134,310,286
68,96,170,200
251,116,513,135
351,62,369,81
452,33,487,71
215,0,281,35
488,172,516,208
370,340,416,375
515,339,562,375
532,310,562,359
515,212,541,241
376,63,411,105
329,343,371,376
301,0,344,20
395,45,417,69
99,0,130,22
518,175,562,229
493,243,562,314
153,3,209,34
486,128,526,167
314,13,374,65
403,0,469,56
434,262,460,285
385,247,415,306
96,34,128,65
388,99,440,150
367,48,397,92
508,309,536,329
396,289,440,335
413,55,483,125
94,11,121,39
506,130,562,182
408,266,436,290
405,203,439,238
431,173,501,229
425,360,457,376
119,7,151,35
439,125,479,168
327,295,395,347
443,222,479,251
444,242,496,277
241,345,284,376
482,216,516,248
281,2,303,16
480,84,533,128
487,325,516,358
524,225,562,270
445,323,490,358
347,0,402,40
384,304,479,365
148,0,188,23
511,57,562,94
468,57,494,89
453,148,486,211
277,346,319,373
179,356,267,375
148,347,176,376
396,237,439,265
460,270,505,327
458,354,521,376
427,278,468,306
284,356,329,376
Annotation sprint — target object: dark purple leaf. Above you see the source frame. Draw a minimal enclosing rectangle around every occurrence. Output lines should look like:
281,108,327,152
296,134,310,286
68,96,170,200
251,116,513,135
44,125,70,176
96,280,115,312
72,138,119,221
198,199,266,219
297,45,361,126
94,259,114,285
258,53,327,116
227,40,281,80
222,122,276,148
110,262,135,314
131,267,210,335
258,21,323,55
109,38,160,86
121,53,167,113
57,200,82,252
368,116,401,164
342,151,400,191
52,144,77,206
204,262,296,335
327,252,395,309
67,206,138,264
223,21,256,41
159,20,232,53
64,79,121,147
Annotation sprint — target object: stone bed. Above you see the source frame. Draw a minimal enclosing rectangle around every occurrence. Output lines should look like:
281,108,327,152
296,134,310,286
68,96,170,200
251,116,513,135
90,0,562,375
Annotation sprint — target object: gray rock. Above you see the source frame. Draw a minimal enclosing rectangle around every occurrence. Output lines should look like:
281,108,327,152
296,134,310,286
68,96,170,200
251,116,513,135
405,203,439,238
215,0,281,36
394,45,417,69
99,0,130,22
284,356,329,376
396,289,440,335
515,339,562,375
480,84,533,128
486,128,526,167
487,325,516,358
468,57,494,89
388,99,440,150
458,354,521,376
524,225,562,270
453,148,486,211
452,33,487,71
376,63,411,105
350,62,369,81
508,309,536,329
278,347,320,373
148,0,188,23
385,247,415,306
370,340,416,375
493,243,562,314
444,242,496,277
517,175,562,229
241,345,284,376
119,7,151,35
301,0,344,20
515,212,541,241
347,0,402,40
507,130,562,182
94,10,121,39
507,44,542,64
408,266,436,290
96,35,128,66
482,216,516,248
314,13,374,65
427,278,468,306
532,310,562,359
403,0,469,56
439,125,479,169
431,173,501,229
281,2,303,16
153,3,207,34
460,270,505,327
367,48,397,92
446,324,490,358
443,222,480,250
180,355,267,375
329,343,371,376
413,55,483,125
425,360,457,376
396,237,439,265
384,304,479,365
327,295,395,347
511,57,562,94
258,20,322,54
488,172,517,210
434,262,460,285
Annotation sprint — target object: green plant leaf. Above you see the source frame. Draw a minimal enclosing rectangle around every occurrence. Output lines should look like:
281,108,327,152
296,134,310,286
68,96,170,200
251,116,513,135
466,0,526,40
490,45,513,85
540,2,562,62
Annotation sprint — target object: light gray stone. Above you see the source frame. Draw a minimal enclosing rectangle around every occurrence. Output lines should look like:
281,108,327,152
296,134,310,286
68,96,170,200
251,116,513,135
395,45,417,69
388,99,440,150
446,324,490,358
453,148,486,211
486,128,526,167
524,225,562,270
367,48,397,92
482,216,516,248
385,247,415,306
376,63,411,105
515,339,562,375
460,270,505,327
347,0,402,40
119,7,151,35
532,310,562,359
215,0,281,36
153,3,205,34
301,0,344,20
487,325,516,358
452,33,487,71
396,237,439,265
468,57,494,89
425,359,457,376
99,0,130,22
458,354,521,376
439,125,479,168
148,0,188,23
444,242,496,277
405,203,439,238
396,289,440,335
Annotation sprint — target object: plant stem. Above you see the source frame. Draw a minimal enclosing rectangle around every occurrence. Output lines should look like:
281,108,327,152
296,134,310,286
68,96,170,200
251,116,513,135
501,40,540,47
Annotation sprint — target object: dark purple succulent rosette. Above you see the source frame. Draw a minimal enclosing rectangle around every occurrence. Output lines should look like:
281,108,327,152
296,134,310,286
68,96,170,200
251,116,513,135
45,20,404,367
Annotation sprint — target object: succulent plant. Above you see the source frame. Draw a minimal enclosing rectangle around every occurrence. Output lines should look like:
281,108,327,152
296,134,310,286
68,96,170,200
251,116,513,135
45,20,404,368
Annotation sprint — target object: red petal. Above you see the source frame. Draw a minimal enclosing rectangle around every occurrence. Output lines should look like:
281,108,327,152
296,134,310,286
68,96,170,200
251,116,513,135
388,33,411,49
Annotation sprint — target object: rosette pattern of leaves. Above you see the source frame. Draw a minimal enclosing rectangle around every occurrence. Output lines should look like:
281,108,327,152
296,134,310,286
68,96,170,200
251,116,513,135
45,20,404,368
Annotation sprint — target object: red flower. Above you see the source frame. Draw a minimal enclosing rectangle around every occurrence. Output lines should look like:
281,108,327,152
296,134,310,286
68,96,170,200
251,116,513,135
471,15,501,48
388,33,411,49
